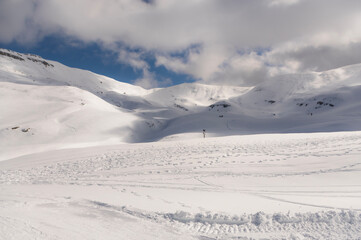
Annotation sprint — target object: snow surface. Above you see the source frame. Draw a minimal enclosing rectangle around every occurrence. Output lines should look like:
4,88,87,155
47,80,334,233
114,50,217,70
1,132,361,239
1,49,361,239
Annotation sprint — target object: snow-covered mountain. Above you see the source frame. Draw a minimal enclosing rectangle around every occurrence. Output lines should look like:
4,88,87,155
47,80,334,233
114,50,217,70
1,48,361,160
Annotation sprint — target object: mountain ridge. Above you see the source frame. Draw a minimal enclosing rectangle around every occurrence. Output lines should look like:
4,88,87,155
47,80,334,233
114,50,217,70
1,48,361,160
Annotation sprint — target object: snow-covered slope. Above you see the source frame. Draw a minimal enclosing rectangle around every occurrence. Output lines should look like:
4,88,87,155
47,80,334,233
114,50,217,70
1,48,361,160
144,83,251,108
1,131,361,239
0,81,140,160
1,49,361,240
0,49,146,160
0,49,149,96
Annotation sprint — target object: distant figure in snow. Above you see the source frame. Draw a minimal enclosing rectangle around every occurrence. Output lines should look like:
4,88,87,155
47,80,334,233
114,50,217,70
203,129,206,138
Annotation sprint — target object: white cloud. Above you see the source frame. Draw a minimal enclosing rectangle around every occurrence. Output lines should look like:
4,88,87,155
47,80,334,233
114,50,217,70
2,0,361,86
133,68,172,89
133,69,158,89
117,49,148,70
268,0,301,7
155,44,231,80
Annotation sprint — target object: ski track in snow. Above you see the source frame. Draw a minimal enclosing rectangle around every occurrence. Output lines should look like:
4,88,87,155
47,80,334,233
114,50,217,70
1,132,361,239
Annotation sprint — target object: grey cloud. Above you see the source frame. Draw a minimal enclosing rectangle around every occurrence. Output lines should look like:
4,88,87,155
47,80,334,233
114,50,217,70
3,0,360,49
271,42,361,72
0,0,40,44
208,56,270,86
1,0,361,85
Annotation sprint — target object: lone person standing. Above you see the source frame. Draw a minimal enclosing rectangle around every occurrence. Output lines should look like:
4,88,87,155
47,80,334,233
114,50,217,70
203,129,206,138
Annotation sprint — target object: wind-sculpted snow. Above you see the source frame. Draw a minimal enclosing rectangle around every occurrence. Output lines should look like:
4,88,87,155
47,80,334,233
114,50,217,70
1,132,361,239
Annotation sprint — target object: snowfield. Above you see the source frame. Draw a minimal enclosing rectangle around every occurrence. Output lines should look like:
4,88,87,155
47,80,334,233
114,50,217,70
1,49,361,239
1,132,361,239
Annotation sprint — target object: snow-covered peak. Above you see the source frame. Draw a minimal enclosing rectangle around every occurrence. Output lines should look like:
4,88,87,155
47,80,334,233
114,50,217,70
1,48,361,160
0,49,149,97
146,82,252,107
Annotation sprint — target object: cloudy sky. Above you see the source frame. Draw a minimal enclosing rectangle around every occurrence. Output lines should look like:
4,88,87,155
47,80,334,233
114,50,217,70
1,0,361,88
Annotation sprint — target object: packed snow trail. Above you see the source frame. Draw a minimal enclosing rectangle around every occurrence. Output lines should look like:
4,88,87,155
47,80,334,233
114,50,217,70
1,132,361,239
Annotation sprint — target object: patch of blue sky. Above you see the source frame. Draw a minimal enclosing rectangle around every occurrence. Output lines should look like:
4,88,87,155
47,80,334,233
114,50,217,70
0,34,195,87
